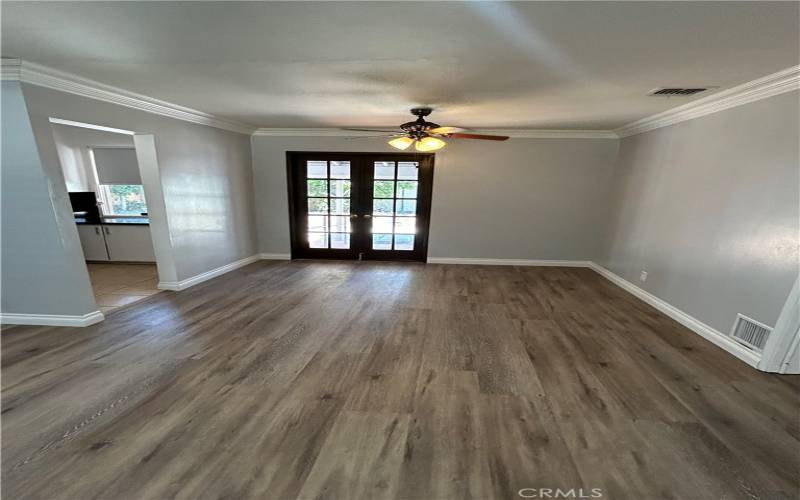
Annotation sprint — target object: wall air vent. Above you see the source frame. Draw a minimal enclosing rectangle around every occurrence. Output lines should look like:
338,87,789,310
730,314,772,352
649,88,709,96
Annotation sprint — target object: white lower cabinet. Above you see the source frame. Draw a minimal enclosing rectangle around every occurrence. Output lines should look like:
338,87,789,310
102,225,156,262
77,224,155,262
77,225,110,261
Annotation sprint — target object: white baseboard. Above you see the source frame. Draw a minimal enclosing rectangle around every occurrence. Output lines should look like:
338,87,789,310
158,255,261,291
0,310,104,327
259,253,291,260
427,258,763,368
588,263,761,368
427,257,593,267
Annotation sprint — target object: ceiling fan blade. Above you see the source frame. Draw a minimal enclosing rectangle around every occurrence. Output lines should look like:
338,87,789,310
428,126,469,135
447,133,510,141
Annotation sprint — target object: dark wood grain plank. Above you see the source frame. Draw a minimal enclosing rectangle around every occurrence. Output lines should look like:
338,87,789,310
2,261,798,500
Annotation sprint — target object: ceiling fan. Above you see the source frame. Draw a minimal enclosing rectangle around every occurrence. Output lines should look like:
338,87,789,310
342,107,509,152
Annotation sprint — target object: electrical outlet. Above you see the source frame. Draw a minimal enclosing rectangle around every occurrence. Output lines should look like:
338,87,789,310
640,270,648,282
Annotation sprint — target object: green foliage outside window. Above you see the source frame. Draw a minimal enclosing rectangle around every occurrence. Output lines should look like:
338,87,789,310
102,184,147,216
396,181,418,198
373,181,394,198
374,181,418,199
307,180,328,197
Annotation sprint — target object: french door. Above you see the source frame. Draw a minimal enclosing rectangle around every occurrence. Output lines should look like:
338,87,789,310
287,152,434,262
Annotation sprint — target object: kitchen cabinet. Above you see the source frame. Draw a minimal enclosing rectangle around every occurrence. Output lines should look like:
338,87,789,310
76,224,155,262
102,225,156,262
77,224,110,261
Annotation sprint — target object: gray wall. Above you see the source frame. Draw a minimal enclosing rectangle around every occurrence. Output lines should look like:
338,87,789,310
1,81,97,316
600,90,800,334
251,136,619,259
21,84,258,282
9,78,795,341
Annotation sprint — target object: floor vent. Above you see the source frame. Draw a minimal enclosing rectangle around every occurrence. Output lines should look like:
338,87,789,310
649,87,709,96
730,314,772,352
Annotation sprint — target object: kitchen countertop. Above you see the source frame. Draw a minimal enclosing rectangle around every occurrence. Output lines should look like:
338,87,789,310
75,217,150,226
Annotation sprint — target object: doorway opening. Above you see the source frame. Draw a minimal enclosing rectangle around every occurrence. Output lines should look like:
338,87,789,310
287,152,434,262
50,119,162,313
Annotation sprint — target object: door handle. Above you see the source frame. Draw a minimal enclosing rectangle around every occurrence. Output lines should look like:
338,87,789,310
94,226,100,235
349,214,358,219
364,214,372,219
104,227,111,235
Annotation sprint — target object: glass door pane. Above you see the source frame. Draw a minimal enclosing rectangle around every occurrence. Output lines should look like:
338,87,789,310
370,161,418,252
306,160,351,249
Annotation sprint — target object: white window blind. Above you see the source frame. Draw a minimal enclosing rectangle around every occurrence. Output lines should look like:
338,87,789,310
92,147,141,184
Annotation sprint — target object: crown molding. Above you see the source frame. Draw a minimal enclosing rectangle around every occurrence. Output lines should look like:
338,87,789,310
252,127,618,139
5,59,616,139
1,59,256,135
253,128,379,137
1,58,22,80
7,58,794,141
616,64,800,138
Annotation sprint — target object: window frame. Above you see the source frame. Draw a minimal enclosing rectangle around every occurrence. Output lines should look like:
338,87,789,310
286,152,434,262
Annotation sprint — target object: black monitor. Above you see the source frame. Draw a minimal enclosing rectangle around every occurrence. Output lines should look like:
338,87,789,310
68,191,101,222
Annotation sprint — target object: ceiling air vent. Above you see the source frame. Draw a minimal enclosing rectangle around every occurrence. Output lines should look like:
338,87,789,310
649,88,709,96
730,314,772,352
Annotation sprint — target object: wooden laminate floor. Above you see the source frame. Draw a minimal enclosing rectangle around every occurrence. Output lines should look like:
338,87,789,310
2,261,798,500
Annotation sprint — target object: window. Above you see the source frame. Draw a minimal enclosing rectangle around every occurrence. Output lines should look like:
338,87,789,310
98,184,148,216
89,147,148,217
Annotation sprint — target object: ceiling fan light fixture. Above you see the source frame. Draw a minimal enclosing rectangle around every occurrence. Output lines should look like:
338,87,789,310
347,108,507,146
414,136,446,152
388,136,415,150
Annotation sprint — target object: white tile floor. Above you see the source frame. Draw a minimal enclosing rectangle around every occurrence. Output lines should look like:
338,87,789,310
87,263,161,312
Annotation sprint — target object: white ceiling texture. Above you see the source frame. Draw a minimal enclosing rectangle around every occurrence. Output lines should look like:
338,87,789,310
2,1,798,129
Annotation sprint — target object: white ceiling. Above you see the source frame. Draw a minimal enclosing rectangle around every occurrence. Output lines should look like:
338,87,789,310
3,1,798,130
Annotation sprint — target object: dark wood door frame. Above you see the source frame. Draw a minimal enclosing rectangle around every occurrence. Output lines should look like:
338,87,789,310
286,151,435,262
